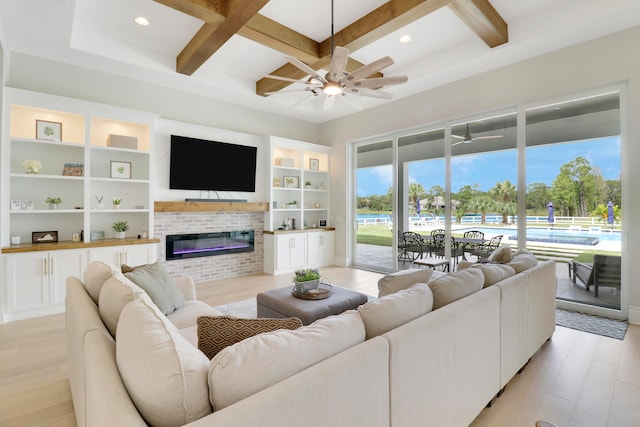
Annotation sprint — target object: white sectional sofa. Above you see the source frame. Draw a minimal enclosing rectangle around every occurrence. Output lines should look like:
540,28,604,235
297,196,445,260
66,250,556,427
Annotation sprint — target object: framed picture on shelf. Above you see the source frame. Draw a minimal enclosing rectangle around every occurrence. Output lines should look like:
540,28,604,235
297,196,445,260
36,120,62,141
110,161,132,179
319,219,327,228
309,158,319,171
32,231,58,244
63,163,84,176
283,176,299,188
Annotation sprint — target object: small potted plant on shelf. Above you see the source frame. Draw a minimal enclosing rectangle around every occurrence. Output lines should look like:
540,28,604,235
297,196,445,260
112,197,122,209
305,181,312,189
112,221,129,239
286,200,297,209
45,197,62,209
293,267,320,293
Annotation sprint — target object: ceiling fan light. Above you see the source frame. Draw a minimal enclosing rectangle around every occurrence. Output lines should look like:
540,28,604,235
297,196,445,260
323,81,343,96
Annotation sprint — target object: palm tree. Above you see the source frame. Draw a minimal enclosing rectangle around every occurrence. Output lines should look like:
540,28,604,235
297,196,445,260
490,180,516,224
468,196,495,224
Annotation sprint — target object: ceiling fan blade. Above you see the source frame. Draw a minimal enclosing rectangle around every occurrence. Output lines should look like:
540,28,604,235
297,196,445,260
327,46,349,82
323,95,336,110
341,92,365,110
285,56,327,83
289,93,318,108
452,140,465,147
472,135,504,140
346,87,394,99
264,87,320,96
451,134,465,140
345,75,408,89
343,56,394,83
263,75,322,85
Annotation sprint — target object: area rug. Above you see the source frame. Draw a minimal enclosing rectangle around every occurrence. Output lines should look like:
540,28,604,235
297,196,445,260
556,308,628,340
214,298,257,318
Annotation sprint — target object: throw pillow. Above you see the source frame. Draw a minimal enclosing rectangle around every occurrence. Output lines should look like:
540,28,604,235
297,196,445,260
98,272,152,337
124,262,185,315
470,263,517,287
358,283,433,339
487,245,513,263
427,268,484,309
377,268,433,297
507,250,538,273
83,261,118,304
197,316,303,359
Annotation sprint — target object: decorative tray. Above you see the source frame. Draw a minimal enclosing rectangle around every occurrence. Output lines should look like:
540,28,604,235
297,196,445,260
292,282,333,300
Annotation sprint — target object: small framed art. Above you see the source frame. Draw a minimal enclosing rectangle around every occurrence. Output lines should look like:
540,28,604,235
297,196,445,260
319,219,327,228
36,120,62,141
110,161,132,179
309,158,319,170
63,163,84,176
32,231,58,243
283,176,299,188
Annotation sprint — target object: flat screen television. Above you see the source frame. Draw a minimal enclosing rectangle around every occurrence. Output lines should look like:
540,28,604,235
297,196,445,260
170,135,257,192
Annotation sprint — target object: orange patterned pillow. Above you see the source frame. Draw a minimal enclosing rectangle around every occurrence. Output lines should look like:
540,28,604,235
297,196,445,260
197,316,303,359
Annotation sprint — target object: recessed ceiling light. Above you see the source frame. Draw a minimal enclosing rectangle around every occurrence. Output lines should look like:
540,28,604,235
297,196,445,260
134,16,150,26
399,35,411,43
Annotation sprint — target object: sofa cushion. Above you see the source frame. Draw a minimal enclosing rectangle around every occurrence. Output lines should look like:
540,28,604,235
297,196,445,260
124,262,185,315
488,245,513,263
470,263,517,287
208,310,365,411
506,249,538,273
358,283,433,339
197,316,303,359
378,268,433,297
166,300,224,330
428,268,484,309
98,272,152,337
83,261,118,304
116,299,212,427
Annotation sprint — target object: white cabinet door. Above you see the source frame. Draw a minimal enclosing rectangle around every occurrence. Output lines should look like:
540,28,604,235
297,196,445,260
49,249,87,307
89,244,157,267
307,231,334,267
5,252,49,313
4,248,86,313
275,234,307,272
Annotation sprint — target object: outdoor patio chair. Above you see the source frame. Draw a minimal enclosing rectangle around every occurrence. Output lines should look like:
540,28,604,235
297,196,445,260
470,235,503,261
398,231,429,263
571,254,621,297
461,230,485,258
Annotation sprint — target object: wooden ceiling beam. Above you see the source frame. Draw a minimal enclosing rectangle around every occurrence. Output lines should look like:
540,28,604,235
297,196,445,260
448,0,508,48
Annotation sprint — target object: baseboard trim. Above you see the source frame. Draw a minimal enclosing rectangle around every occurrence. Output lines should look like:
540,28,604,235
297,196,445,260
628,306,640,325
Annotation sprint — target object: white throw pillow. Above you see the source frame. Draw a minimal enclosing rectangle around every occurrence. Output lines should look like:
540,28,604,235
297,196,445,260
507,249,538,273
470,263,517,287
359,283,433,339
83,261,118,304
428,268,484,309
116,299,212,427
98,272,151,337
377,268,433,297
208,310,365,411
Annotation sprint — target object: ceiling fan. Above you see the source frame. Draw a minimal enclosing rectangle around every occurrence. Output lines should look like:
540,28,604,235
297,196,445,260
264,0,408,110
451,123,504,146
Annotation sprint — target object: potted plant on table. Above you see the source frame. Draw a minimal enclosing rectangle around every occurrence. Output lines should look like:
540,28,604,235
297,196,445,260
45,197,62,209
293,267,320,293
112,221,129,239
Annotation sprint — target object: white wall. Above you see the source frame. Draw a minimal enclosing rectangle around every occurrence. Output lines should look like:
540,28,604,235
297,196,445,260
321,25,640,322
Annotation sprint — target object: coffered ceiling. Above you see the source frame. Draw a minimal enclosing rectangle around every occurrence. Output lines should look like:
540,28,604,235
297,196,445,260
0,0,639,124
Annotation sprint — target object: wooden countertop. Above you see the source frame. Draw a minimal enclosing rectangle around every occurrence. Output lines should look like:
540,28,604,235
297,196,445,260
1,237,160,254
263,228,335,235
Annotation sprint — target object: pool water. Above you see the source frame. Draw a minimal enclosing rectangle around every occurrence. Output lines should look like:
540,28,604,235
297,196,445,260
456,226,621,246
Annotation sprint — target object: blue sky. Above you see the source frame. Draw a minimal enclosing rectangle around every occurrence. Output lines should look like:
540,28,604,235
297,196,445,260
357,136,620,196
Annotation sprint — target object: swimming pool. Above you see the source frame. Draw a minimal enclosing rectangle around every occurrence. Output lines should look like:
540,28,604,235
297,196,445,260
456,226,621,246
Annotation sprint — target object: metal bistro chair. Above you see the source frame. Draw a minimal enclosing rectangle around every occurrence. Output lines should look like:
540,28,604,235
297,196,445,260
398,231,429,263
461,230,485,259
471,235,503,261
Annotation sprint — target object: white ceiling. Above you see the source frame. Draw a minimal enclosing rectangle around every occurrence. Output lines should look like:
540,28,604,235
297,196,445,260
1,0,639,124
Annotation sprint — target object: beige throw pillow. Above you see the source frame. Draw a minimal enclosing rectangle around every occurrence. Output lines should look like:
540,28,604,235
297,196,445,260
488,245,513,263
83,261,118,304
197,316,303,359
377,268,433,297
507,250,538,273
470,263,517,287
358,283,433,339
98,272,152,337
428,268,484,309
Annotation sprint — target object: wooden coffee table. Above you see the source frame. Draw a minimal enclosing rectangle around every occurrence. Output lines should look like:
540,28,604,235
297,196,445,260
413,257,450,272
256,285,369,325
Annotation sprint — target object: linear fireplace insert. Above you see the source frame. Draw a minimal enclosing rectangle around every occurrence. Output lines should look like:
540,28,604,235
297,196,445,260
166,230,254,260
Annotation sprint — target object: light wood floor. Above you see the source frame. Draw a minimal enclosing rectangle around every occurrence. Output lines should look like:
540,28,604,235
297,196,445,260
0,265,638,426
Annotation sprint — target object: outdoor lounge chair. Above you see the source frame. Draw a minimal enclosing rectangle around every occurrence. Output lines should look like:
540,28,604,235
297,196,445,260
571,254,621,297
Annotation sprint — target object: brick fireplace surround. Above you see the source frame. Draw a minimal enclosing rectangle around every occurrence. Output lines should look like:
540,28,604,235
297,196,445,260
154,210,264,283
